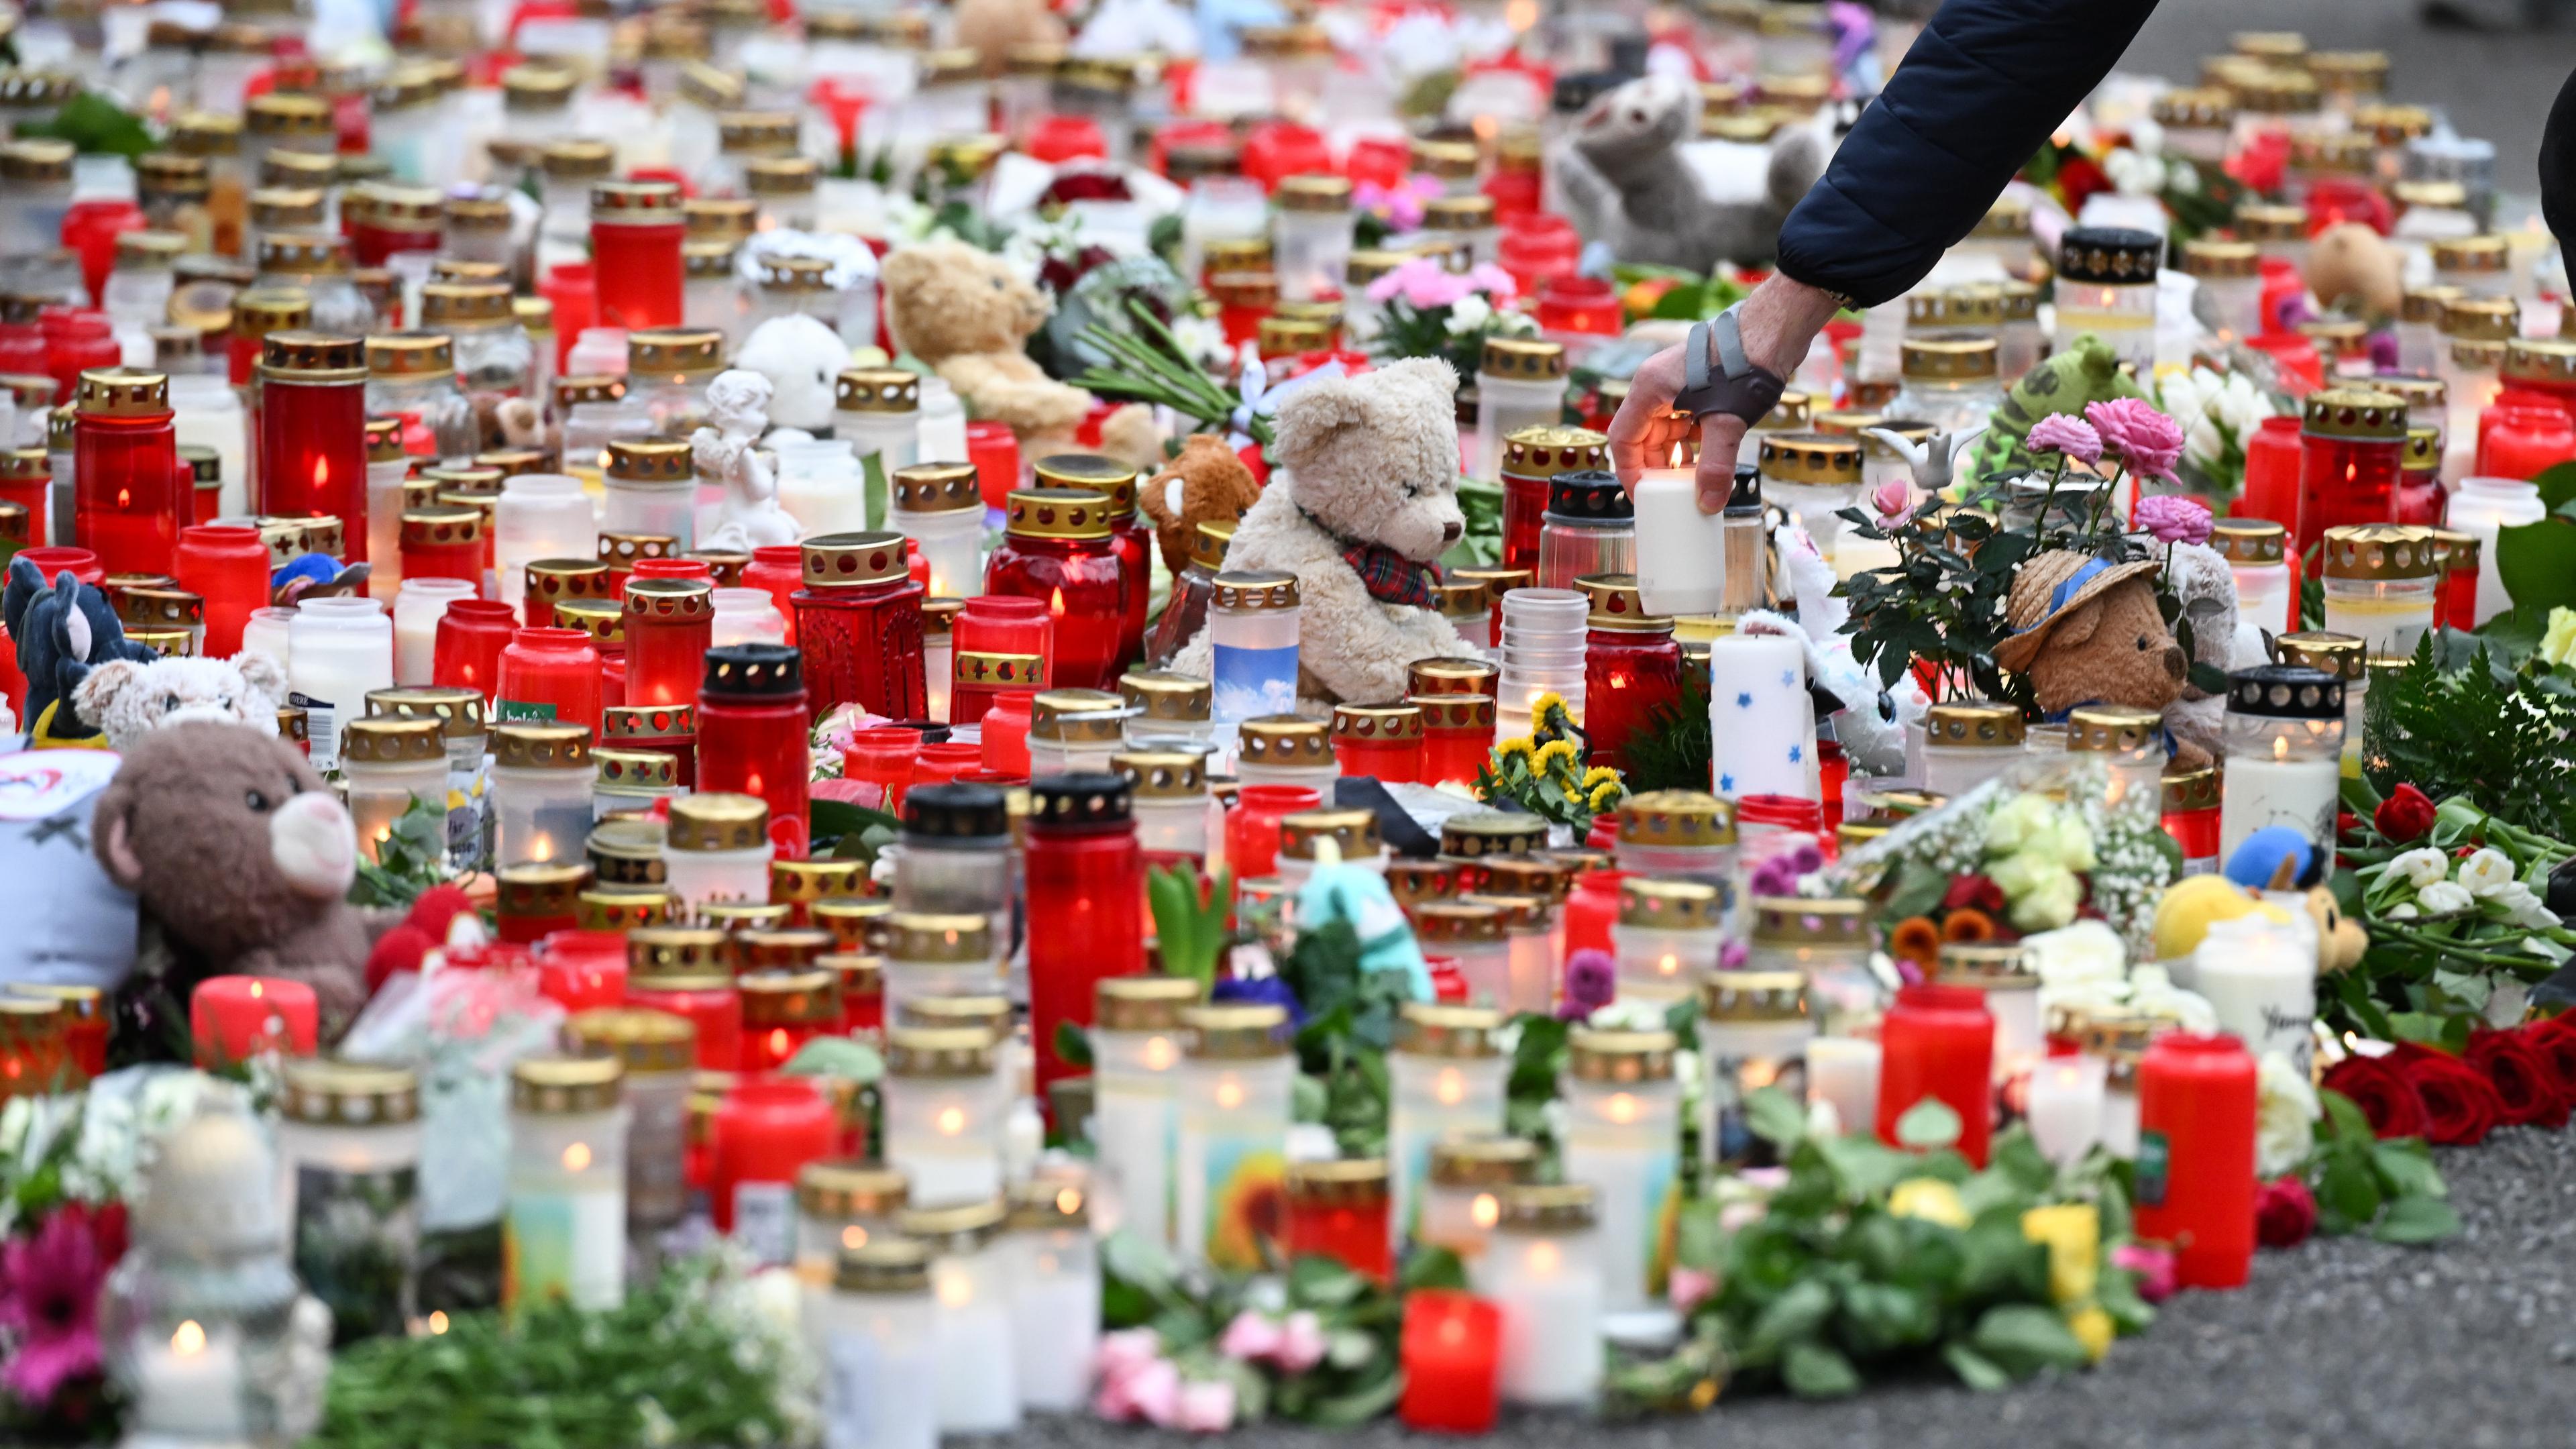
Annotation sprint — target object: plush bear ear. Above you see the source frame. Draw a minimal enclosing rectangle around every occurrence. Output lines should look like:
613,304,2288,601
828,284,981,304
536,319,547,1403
1272,370,1376,473
2051,596,2104,651
71,659,144,731
234,649,288,708
91,769,145,889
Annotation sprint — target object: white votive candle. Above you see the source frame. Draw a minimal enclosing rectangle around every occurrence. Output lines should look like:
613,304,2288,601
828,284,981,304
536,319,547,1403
1472,1183,1603,1408
1386,1005,1507,1253
392,577,476,684
900,1197,1020,1435
1089,975,1203,1247
1558,1028,1681,1323
1807,1036,1881,1136
2024,1055,2106,1167
2194,912,2317,1075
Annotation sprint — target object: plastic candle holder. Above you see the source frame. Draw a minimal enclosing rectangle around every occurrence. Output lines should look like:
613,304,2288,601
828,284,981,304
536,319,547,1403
1495,429,1611,576
498,625,603,731
254,331,366,545
1697,970,1813,1173
2192,912,2318,1076
188,975,319,1067
795,530,930,723
339,716,447,863
433,598,518,697
1329,702,1424,784
272,1058,425,1341
1558,1028,1682,1320
0,999,68,1099
1284,1157,1393,1281
984,488,1124,691
1413,692,1499,788
2051,227,2161,375
390,578,476,686
73,367,182,576
811,1238,941,1449
2133,1032,2258,1289
286,596,394,769
2319,523,2438,657
739,968,841,1073
1420,1134,1538,1263
662,792,775,914
1110,749,1215,862
1387,1005,1507,1254
1470,1183,1602,1407
1234,714,1338,793
1415,902,1511,1008
1025,772,1145,1093
882,1026,1005,1205
1611,789,1737,890
561,1007,696,1232
1004,1172,1101,1413
900,1195,1023,1436
490,720,594,867
492,863,586,945
2218,664,2345,864
602,702,698,790
1118,669,1215,749
793,1159,910,1286
1933,940,2044,1078
1176,1004,1293,1271
615,575,710,710
711,1075,838,1260
172,523,268,657
885,460,981,599
1089,975,1203,1246
1612,878,1722,1008
500,1055,631,1320
399,504,483,591
2296,387,2407,554
2159,765,2224,873
1399,1289,1503,1434
628,930,743,1071
1025,687,1128,777
588,180,686,331
1036,453,1148,671
1535,469,1634,592
1876,983,1996,1167
1224,783,1322,879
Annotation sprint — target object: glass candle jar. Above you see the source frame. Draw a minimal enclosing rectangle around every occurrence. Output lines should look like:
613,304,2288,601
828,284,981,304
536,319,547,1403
794,1159,910,1285
2159,764,2224,875
662,791,775,913
710,1076,838,1258
1536,470,1634,592
1470,1183,1601,1408
2219,664,2346,862
2444,476,2542,625
339,716,447,863
1089,975,1203,1247
796,531,930,723
1387,1004,1507,1254
600,435,697,551
1270,173,1355,302
882,1026,1005,1205
1470,339,1569,484
2297,387,2408,554
1024,770,1144,1077
2181,238,2264,343
1576,574,1680,773
1277,807,1388,888
1410,900,1507,1006
1020,686,1120,776
2051,227,2162,375
494,475,596,619
890,462,983,600
275,1059,423,1343
73,368,183,577
2212,518,2296,635
563,1006,698,1232
1039,455,1152,676
1697,971,1811,1175
1208,569,1302,723
899,1195,1022,1436
253,332,367,546
490,720,594,865
588,181,687,332
422,281,534,419
1757,430,1868,564
833,366,923,476
2431,233,2513,300
810,1238,941,1449
695,642,811,854
1886,337,2004,435
1146,518,1230,665
1276,1157,1391,1285
627,329,727,437
398,504,484,592
1556,1028,1680,1324
739,968,841,1073
1330,703,1425,784
174,523,271,658
366,334,477,462
504,1055,629,1314
1413,692,1499,788
1118,669,1215,749
2440,301,2518,479
2320,523,2438,656
1613,790,1737,890
880,911,1002,1036
1234,713,1338,792
1749,896,1882,1034
618,576,712,712
498,625,602,731
1109,748,1215,861
629,934,743,1073
1919,698,2027,796
950,594,1049,725
1611,878,1722,1008
1175,1004,1293,1271
1495,427,1607,575
286,596,394,768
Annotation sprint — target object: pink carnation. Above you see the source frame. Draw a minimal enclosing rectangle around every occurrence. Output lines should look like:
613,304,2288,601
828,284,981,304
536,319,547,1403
1369,256,1474,310
2084,398,2186,482
1464,262,1520,303
2133,493,2214,545
2110,1242,2178,1303
2025,413,2102,464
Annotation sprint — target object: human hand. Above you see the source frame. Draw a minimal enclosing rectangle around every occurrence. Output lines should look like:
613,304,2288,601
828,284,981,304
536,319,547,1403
1605,274,1843,513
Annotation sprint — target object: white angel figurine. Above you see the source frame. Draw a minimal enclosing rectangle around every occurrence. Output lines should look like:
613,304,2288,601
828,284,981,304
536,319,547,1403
692,368,804,551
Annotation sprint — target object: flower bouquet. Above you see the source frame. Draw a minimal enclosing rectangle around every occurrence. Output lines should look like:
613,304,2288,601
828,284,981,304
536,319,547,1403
1364,256,1534,379
1474,694,1625,831
2153,364,2277,506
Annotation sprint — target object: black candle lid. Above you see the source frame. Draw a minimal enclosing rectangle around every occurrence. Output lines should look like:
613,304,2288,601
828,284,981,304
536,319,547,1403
1726,462,1762,516
2226,664,2344,720
1027,771,1133,827
2057,226,2165,284
889,719,953,743
700,642,802,698
904,782,1010,843
1544,469,1632,523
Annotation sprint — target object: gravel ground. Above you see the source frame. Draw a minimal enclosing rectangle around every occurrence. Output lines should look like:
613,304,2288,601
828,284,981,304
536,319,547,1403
1009,1125,2576,1449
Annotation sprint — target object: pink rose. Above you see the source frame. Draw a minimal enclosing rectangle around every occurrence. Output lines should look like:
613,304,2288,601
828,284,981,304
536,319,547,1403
2110,1242,2178,1303
1096,1352,1181,1424
1872,478,1918,525
1275,1310,1328,1373
1174,1378,1237,1434
1668,1266,1716,1312
2025,413,2103,464
1218,1309,1282,1362
2084,398,2186,482
2133,493,2213,545
1097,1328,1162,1381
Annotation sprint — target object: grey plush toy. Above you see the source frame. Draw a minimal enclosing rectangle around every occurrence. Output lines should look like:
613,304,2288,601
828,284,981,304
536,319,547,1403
1556,72,1828,271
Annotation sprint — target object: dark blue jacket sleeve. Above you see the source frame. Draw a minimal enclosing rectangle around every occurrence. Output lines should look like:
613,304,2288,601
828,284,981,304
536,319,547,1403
1774,0,2162,308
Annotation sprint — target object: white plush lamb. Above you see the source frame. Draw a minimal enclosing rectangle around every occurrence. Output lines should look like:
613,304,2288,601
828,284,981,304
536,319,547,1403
72,650,288,753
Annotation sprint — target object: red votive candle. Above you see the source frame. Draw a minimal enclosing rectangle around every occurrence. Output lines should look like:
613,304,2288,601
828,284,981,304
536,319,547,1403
624,575,714,709
46,312,117,407
498,625,604,730
536,930,631,1012
2235,412,2304,529
745,545,804,646
9,985,107,1082
1331,703,1426,784
0,998,71,1098
1578,576,1681,773
588,180,687,331
2159,765,2222,873
495,862,587,945
73,367,183,577
435,598,519,697
174,525,271,658
984,488,1124,690
697,643,812,858
967,419,1022,509
401,504,484,588
604,702,698,790
709,1075,837,1246
1562,868,1633,959
1225,784,1322,878
1398,1289,1502,1434
1024,771,1145,1097
1035,453,1149,679
843,725,922,814
793,531,928,724
1876,983,1995,1167
1284,1159,1393,1282
256,331,369,553
629,953,742,1073
0,446,48,548
951,595,1050,726
2133,1031,2258,1290
977,688,1037,773
2295,386,2404,556
737,969,841,1073
189,975,320,1067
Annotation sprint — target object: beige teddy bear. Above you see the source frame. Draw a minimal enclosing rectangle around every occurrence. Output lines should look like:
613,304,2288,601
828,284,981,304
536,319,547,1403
881,240,1159,466
1171,359,1477,707
72,651,288,753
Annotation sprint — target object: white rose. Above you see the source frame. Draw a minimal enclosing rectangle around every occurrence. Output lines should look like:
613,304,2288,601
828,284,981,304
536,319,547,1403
2418,879,2475,915
2254,1049,2319,1178
1443,294,1493,335
2458,847,2518,897
2022,918,2127,985
2390,847,2449,890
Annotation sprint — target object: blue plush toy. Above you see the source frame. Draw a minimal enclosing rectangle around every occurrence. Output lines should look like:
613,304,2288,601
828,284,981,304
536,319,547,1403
3,557,157,748
2222,826,2323,892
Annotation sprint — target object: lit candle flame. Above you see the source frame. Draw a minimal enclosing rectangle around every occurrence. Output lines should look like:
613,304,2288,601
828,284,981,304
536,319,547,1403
172,1320,206,1356
935,1106,967,1135
561,1141,592,1171
841,1224,869,1250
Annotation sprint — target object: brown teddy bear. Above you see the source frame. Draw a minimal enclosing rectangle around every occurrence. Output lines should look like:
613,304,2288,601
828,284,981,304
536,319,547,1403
881,239,1160,466
2304,222,2403,322
1992,549,2211,769
1138,433,1263,574
953,0,1065,76
92,720,372,1038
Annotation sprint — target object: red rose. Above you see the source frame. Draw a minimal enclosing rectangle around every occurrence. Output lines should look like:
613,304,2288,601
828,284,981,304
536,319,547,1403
2320,1054,2430,1139
1941,873,2006,916
2373,784,2438,842
2465,1027,2570,1128
2390,1042,2506,1145
2517,1015,2576,1101
2255,1177,2317,1249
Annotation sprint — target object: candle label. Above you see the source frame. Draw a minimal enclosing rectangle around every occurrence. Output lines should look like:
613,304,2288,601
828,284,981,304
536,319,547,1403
504,1189,624,1311
1212,643,1299,721
822,1332,883,1449
2134,1130,2169,1207
1187,1130,1286,1272
446,761,490,873
496,698,560,723
290,691,339,770
294,1163,421,1342
733,1179,796,1267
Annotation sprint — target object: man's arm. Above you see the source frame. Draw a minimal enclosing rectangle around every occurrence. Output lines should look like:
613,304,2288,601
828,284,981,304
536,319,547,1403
1774,0,2163,308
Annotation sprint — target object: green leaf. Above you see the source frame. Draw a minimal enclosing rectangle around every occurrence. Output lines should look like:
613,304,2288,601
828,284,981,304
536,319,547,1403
1894,1096,1964,1150
1779,1340,1860,1399
810,799,900,852
1942,1342,2012,1391
16,91,154,157
1748,1278,1835,1356
1053,1020,1093,1071
780,1035,881,1081
2318,1153,2382,1224
1397,1245,1468,1293
2316,1087,2375,1146
1744,1085,1808,1148
2370,1140,2447,1200
1837,1280,1937,1354
2532,460,2576,515
1970,1303,2091,1377
2496,519,2576,629
2373,1194,2461,1244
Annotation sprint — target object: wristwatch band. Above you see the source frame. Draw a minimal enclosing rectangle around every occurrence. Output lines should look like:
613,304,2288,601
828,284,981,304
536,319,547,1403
1671,305,1788,424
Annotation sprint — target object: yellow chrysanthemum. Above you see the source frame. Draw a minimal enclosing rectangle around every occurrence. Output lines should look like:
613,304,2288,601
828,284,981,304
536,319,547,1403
2021,1203,2100,1306
1534,739,1580,772
1581,765,1621,788
1588,780,1623,812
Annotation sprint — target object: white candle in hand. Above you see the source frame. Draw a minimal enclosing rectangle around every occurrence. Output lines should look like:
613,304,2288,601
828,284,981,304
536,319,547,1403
1631,453,1728,616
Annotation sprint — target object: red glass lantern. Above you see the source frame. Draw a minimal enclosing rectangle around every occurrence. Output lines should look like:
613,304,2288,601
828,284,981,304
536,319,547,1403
2294,387,2404,555
708,1076,837,1236
174,524,273,658
1284,1160,1393,1282
1208,270,1278,347
1578,576,1680,774
1398,1290,1501,1434
967,419,1021,509
631,556,714,584
604,702,698,789
629,972,740,1073
696,643,812,858
1024,771,1145,1097
0,447,50,556
2133,1032,2258,1289
255,331,368,550
1413,693,1497,788
588,180,687,331
984,488,1124,690
434,598,519,697
1330,703,1426,784
498,625,604,731
2235,413,2304,530
1561,867,1631,960
977,687,1036,773
950,594,1050,725
1224,783,1321,878
495,863,585,945
2159,765,2222,871
792,531,928,723
914,739,981,785
738,969,840,1073
72,368,182,576
1035,454,1148,677
345,182,443,267
1535,274,1623,337
1875,983,1995,1167
399,504,483,588
745,545,803,646
45,312,117,407
842,725,922,814
834,955,883,1037
2476,393,2576,480
623,576,714,709
14,546,101,586
0,297,44,375
11,986,106,1083
535,929,629,1012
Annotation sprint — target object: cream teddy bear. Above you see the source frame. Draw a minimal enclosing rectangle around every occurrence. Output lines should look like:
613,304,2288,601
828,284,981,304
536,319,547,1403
880,239,1159,466
72,651,288,753
1172,358,1476,707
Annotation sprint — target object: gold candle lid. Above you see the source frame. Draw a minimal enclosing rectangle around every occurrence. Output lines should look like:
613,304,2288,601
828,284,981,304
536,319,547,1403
339,715,445,764
280,1059,422,1125
1413,900,1505,945
2210,517,2286,565
625,575,716,621
2440,297,2520,341
566,1006,696,1073
1617,790,1734,847
1279,807,1381,862
769,857,867,906
1565,1027,1677,1082
1701,970,1808,1022
884,911,991,964
1898,336,1998,380
1933,940,2036,988
577,888,674,932
888,461,979,514
1096,975,1205,1032
1028,687,1126,743
1002,486,1116,541
739,968,840,1027
700,900,794,932
1283,1157,1388,1207
1429,1134,1539,1188
667,792,769,851
588,817,667,886
1758,431,1866,484
399,506,483,549
593,748,678,792
627,328,724,378
2065,704,2163,753
1118,669,1212,722
1186,519,1234,573
1330,704,1424,743
604,435,694,486
1923,699,2026,749
527,559,614,614
496,861,592,919
955,651,1046,690
812,898,894,953
1478,335,1564,381
897,994,1008,1035
2161,764,2220,813
1111,749,1208,800
602,703,696,740
885,1025,998,1077
491,720,592,770
1409,657,1499,696
1212,570,1300,611
799,1159,909,1221
2431,234,2511,275
2275,629,2367,680
1574,572,1670,633
1183,1004,1290,1059
75,368,169,417
2320,523,2436,580
1386,858,1462,912
799,530,910,588
1618,877,1721,930
2426,527,2479,576
1237,714,1331,767
1749,894,1870,947
628,926,735,976
1440,809,1548,859
553,596,625,645
510,1054,624,1114
2502,339,2576,386
366,332,453,378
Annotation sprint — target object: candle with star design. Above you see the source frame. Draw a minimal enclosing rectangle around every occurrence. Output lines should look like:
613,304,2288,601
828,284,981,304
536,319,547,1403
1705,632,1816,801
